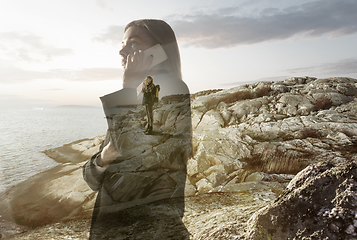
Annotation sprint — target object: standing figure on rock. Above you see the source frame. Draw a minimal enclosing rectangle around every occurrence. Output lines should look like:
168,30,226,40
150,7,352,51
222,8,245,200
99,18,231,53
142,76,160,135
83,19,191,240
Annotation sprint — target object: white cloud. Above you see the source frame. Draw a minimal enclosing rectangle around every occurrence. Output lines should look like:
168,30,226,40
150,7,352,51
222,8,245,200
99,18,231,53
92,25,125,46
169,0,357,48
288,58,357,75
56,68,123,82
0,66,49,83
0,31,74,62
0,66,123,83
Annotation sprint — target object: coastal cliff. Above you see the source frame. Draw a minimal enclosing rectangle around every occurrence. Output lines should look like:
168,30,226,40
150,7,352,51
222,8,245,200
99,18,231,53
1,76,357,239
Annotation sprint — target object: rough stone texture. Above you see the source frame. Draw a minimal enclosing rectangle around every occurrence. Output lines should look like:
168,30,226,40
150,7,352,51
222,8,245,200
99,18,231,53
5,192,268,240
1,76,357,239
42,135,105,164
189,77,357,193
0,163,97,229
247,156,357,240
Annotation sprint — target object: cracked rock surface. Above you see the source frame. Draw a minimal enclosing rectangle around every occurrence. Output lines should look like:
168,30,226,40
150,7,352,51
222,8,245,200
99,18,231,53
1,76,357,239
246,157,357,240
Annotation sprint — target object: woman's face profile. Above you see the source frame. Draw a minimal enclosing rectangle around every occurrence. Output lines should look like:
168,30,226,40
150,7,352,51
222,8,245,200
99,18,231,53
119,26,157,69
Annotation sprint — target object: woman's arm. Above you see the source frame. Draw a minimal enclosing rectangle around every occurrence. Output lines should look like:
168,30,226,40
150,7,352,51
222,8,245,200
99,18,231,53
82,152,107,191
82,135,120,191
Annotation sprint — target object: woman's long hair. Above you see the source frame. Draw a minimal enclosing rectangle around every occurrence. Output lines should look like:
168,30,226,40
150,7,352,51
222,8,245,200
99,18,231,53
142,76,155,93
125,19,182,80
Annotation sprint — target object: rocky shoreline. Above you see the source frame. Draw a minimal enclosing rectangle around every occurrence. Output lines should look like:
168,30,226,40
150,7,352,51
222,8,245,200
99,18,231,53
4,192,269,240
1,76,357,239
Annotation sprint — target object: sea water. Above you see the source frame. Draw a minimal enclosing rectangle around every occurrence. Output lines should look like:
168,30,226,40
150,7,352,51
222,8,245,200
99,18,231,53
0,106,107,192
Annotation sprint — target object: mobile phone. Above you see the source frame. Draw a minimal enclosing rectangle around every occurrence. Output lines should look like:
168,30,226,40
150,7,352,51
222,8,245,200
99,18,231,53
144,44,168,69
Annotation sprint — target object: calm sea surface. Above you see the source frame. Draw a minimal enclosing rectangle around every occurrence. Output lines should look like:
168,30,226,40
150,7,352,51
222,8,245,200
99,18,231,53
0,106,107,192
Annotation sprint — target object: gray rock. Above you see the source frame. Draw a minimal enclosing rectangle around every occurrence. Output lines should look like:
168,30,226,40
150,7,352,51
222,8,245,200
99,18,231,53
246,157,357,240
3,76,357,239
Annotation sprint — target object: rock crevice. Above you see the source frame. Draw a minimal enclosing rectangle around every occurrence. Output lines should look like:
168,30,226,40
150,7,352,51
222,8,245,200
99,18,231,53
1,76,357,239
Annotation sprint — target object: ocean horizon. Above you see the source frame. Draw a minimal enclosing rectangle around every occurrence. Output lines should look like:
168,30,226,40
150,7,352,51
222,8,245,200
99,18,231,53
0,105,107,192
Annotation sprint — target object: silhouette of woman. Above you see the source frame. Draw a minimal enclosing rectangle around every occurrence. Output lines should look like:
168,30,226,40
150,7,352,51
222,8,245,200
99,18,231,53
83,19,191,239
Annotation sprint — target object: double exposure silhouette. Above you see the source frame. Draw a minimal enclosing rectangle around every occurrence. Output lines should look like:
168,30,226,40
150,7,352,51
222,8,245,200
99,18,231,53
83,19,191,239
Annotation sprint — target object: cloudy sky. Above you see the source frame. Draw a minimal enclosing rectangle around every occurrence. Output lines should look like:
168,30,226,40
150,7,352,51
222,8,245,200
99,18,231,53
1,0,357,107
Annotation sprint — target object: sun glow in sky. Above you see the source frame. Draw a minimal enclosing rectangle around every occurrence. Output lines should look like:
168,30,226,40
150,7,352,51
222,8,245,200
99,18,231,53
1,0,357,107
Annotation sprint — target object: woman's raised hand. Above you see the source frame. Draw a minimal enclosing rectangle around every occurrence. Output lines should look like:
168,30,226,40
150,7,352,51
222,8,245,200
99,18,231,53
100,141,121,166
123,50,153,88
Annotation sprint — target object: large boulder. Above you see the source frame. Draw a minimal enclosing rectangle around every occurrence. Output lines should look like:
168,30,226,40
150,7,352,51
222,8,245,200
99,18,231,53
247,156,357,240
0,163,97,228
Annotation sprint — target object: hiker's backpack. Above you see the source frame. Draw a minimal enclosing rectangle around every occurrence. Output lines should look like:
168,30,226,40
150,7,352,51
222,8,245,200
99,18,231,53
154,85,160,103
